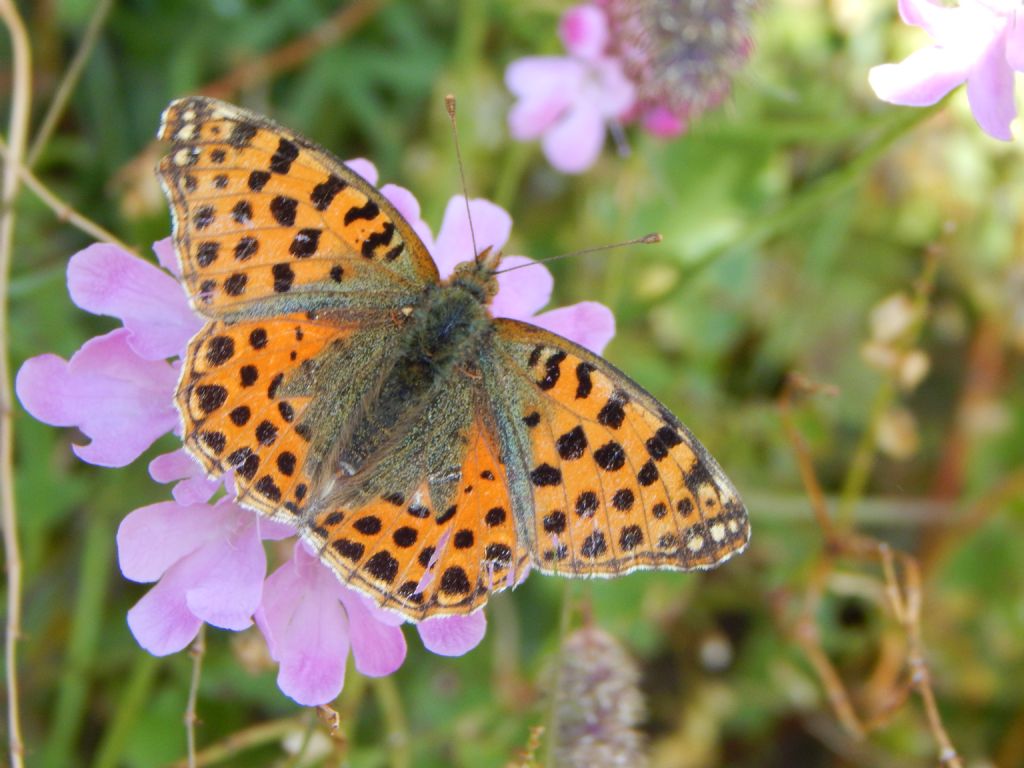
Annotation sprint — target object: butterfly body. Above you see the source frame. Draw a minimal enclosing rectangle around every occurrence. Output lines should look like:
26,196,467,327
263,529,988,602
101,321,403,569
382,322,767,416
296,268,496,515
158,96,749,621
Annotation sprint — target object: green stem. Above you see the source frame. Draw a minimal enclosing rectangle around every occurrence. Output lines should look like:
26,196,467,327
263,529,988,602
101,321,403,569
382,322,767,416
90,654,160,768
835,379,895,531
492,141,532,212
40,511,116,767
836,252,940,529
336,659,367,754
453,0,487,71
168,717,308,768
372,675,411,768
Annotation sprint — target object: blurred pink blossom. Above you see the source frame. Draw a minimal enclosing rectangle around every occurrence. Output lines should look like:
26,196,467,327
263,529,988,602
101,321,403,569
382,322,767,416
869,0,1024,140
506,2,756,170
506,5,636,174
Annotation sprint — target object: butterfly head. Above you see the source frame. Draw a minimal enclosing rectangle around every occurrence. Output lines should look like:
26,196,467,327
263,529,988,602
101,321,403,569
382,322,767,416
448,247,501,305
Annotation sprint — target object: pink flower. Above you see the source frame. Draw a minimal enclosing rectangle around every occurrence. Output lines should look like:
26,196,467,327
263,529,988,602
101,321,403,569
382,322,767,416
118,497,292,655
15,329,179,467
256,543,406,705
506,5,636,174
505,2,756,168
15,158,613,704
869,0,1024,140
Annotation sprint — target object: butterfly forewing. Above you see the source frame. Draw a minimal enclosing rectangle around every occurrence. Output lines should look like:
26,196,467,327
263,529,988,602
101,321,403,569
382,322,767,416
157,96,439,318
491,320,749,576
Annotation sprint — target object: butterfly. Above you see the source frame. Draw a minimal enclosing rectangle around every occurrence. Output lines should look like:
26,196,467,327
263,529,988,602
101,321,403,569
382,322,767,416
156,96,749,621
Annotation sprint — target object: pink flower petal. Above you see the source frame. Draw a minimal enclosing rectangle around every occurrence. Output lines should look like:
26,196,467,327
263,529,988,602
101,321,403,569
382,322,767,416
490,256,554,321
354,591,406,627
506,58,584,139
1007,8,1024,70
345,158,378,185
338,587,407,677
542,100,607,174
559,4,609,60
433,197,512,278
531,301,616,354
67,243,201,360
868,47,971,106
126,576,203,656
256,545,351,706
642,106,688,138
592,58,636,119
381,183,436,253
16,329,179,467
180,507,265,630
506,56,585,99
898,0,965,37
417,612,487,656
259,517,297,541
149,450,220,505
152,238,179,276
117,500,226,582
967,30,1017,139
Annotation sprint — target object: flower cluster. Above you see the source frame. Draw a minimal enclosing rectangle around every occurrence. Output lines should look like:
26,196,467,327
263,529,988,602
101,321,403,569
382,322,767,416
869,0,1024,141
16,160,614,706
506,1,756,173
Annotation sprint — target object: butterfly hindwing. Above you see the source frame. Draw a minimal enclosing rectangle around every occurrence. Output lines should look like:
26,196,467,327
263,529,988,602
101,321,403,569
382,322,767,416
491,319,749,577
157,96,439,318
305,412,530,619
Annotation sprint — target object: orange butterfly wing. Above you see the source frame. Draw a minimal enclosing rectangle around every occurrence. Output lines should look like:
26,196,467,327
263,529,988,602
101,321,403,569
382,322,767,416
491,320,749,576
157,96,438,317
306,413,530,619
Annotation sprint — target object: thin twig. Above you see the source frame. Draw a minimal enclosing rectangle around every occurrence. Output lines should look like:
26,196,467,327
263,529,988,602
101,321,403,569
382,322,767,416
0,136,137,254
185,625,207,768
26,0,115,166
167,715,308,768
0,2,32,766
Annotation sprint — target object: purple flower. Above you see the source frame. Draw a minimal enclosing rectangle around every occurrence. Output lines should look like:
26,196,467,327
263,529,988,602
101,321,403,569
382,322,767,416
506,5,636,174
869,0,1024,140
118,497,292,655
505,2,756,170
15,329,179,468
15,158,614,704
255,543,406,705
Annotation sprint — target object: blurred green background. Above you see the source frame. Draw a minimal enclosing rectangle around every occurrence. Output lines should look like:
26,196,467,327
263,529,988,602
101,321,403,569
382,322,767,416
4,0,1024,766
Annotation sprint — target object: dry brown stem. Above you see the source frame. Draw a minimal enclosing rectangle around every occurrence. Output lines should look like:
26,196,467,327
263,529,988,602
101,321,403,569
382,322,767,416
779,373,963,768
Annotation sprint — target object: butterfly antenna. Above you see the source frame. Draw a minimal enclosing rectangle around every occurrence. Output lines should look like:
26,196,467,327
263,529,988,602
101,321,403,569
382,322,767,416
445,94,481,264
492,233,663,275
